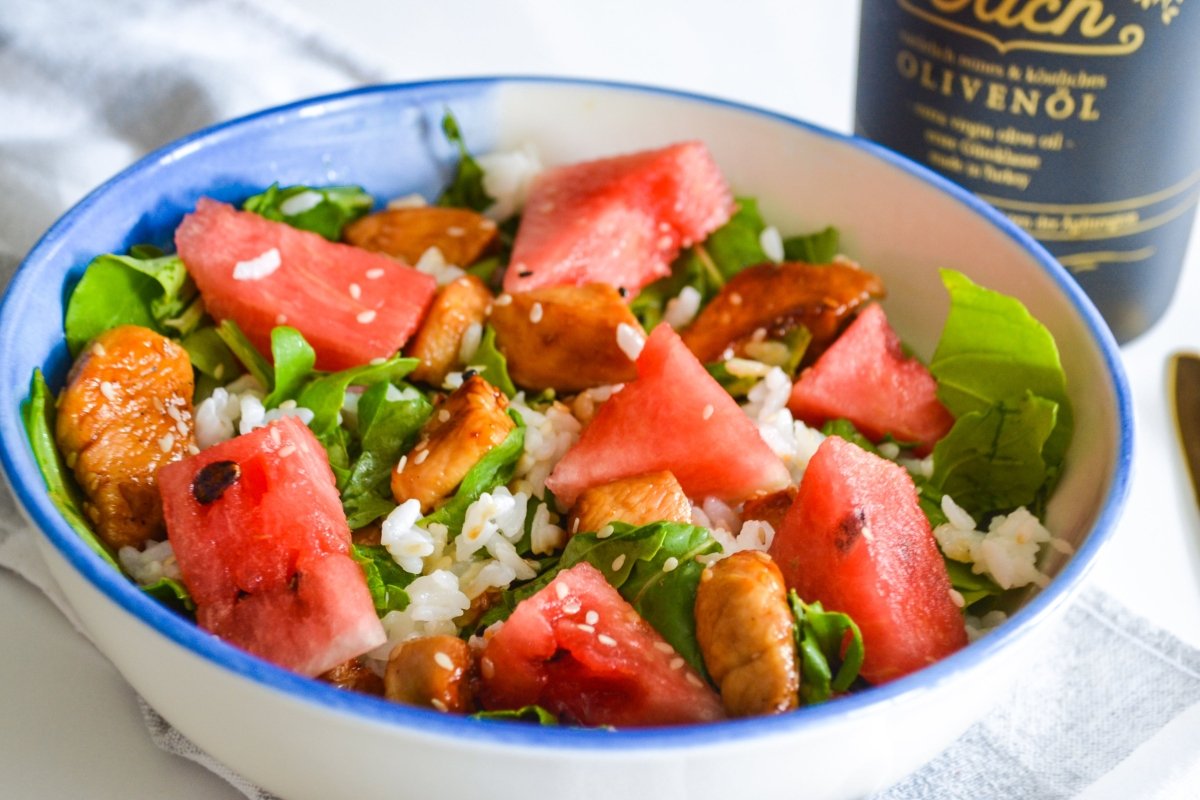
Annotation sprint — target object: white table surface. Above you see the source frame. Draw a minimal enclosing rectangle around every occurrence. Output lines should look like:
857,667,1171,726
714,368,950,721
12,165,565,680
2,1,1198,797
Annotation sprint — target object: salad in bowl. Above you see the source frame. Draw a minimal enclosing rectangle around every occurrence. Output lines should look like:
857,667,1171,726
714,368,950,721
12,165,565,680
0,78,1130,800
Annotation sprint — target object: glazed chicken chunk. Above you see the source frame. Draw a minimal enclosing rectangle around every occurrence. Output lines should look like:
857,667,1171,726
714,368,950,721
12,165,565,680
567,470,692,535
343,206,498,268
385,635,476,713
406,274,494,386
54,324,197,550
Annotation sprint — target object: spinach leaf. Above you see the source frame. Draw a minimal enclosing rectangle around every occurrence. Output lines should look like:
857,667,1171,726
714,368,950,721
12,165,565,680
263,326,316,409
297,356,420,439
789,590,864,705
436,110,495,213
63,252,197,356
471,705,558,725
351,544,416,615
701,196,769,277
480,521,721,678
422,411,525,533
215,319,273,390
21,370,118,568
931,269,1073,475
782,226,840,263
242,184,373,241
943,559,1005,610
341,382,433,529
470,325,516,398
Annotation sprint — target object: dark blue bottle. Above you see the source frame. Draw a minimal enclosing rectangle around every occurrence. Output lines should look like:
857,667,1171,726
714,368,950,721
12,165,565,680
856,0,1200,342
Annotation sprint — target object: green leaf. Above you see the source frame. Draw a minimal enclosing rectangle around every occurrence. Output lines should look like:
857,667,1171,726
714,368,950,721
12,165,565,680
140,577,196,614
820,419,881,455
215,319,273,390
435,109,495,213
181,325,243,385
704,197,769,277
63,252,196,356
21,370,118,568
422,411,526,532
931,269,1073,474
297,356,420,438
242,184,373,241
470,325,516,398
351,544,415,615
341,382,433,528
942,559,1005,610
263,326,317,409
782,226,840,263
789,590,864,704
704,361,759,399
471,705,558,724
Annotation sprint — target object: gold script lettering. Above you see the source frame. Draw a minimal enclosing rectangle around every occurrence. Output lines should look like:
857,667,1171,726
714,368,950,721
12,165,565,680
926,0,1116,38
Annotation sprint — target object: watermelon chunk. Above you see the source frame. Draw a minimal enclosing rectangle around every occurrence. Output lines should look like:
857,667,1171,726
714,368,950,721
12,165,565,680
478,562,724,727
175,198,437,372
159,416,385,676
504,141,733,294
769,436,966,684
788,303,954,454
545,324,790,507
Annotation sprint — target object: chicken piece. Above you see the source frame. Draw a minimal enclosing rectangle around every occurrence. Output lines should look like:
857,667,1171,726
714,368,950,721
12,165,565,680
54,325,197,550
680,261,885,364
343,207,498,267
406,274,494,386
385,635,476,713
320,657,385,696
391,375,514,513
694,550,799,718
488,283,640,393
740,488,797,534
567,470,691,535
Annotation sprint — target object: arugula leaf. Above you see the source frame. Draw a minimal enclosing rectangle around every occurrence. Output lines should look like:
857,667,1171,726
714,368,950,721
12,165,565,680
943,559,1005,610
21,370,118,568
181,326,243,387
351,544,416,614
141,577,196,614
422,411,525,532
928,393,1058,519
242,184,373,241
63,252,197,356
297,356,420,439
789,590,864,704
702,196,769,277
263,326,317,409
215,319,273,390
471,705,558,725
782,226,840,263
341,382,433,528
480,521,720,678
704,361,759,399
820,419,881,455
436,110,495,213
470,325,516,398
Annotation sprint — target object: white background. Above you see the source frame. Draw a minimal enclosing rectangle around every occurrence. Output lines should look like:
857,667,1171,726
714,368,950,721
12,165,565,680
2,1,1198,797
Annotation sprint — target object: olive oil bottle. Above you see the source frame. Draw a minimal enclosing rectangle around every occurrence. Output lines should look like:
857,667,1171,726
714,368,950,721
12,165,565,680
855,0,1200,342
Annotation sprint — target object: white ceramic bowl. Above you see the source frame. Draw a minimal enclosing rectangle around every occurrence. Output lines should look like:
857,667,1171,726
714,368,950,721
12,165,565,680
0,78,1133,800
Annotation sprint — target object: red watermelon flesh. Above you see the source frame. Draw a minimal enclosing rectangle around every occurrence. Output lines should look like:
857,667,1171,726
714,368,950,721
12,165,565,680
504,141,734,294
159,416,385,677
175,198,437,372
544,324,790,507
768,435,967,684
478,562,724,727
788,303,954,455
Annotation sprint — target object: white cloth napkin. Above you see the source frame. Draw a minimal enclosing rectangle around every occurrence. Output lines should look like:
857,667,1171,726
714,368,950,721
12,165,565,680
2,3,1199,799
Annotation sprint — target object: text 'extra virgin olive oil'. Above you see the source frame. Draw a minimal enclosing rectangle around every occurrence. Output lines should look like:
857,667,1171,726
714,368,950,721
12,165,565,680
855,0,1200,342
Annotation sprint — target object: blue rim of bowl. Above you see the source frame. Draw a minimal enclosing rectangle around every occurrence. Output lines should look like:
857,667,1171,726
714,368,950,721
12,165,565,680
0,75,1134,751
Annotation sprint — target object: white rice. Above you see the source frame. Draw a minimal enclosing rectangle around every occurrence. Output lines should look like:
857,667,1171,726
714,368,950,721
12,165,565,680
194,375,316,449
232,248,281,281
478,143,543,222
414,246,466,286
739,366,824,483
663,286,703,329
380,499,435,574
933,498,1055,590
369,570,470,663
279,190,323,216
615,323,645,361
508,395,581,500
386,192,429,210
759,226,785,262
117,539,182,586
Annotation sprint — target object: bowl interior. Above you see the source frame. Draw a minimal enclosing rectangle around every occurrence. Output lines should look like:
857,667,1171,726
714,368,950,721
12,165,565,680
0,78,1133,751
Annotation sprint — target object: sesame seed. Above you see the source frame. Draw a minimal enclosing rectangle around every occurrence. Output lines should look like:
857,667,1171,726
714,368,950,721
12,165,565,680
729,292,743,306
480,219,497,230
430,698,449,713
438,409,451,423
659,221,671,233
175,419,189,437
577,623,595,634
187,444,200,456
395,455,407,473
616,323,645,361
370,357,387,365
276,314,288,325
529,302,543,323
434,651,454,671
611,554,626,571
92,342,107,357
654,642,674,654
702,404,714,420
99,381,118,401
495,294,513,306
670,657,685,670
278,444,296,458
597,525,614,540
570,517,581,534
563,600,581,615
269,427,282,446
446,226,466,237
686,673,704,688
357,310,377,324
349,283,362,299
157,433,175,453
585,610,599,625
598,634,617,647
413,448,429,465
481,656,495,679
366,268,385,279
279,399,297,410
657,235,673,250
556,582,570,600
662,557,679,572
539,201,556,213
